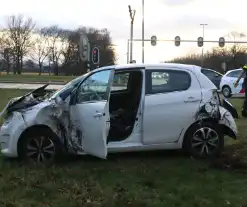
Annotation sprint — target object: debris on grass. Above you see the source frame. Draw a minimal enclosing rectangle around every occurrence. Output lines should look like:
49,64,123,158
211,143,247,171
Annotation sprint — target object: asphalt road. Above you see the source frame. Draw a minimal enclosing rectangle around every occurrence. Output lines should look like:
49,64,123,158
0,83,63,90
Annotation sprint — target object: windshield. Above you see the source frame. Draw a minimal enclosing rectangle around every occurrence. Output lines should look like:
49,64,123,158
50,73,89,100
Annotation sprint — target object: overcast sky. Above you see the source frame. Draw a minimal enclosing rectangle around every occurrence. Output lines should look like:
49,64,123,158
0,0,246,64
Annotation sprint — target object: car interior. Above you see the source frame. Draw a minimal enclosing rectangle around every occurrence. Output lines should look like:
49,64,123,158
107,70,143,142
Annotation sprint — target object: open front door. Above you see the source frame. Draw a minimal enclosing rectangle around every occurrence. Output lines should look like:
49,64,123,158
69,69,114,159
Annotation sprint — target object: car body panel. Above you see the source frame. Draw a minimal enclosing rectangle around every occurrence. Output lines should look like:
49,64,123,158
143,66,201,144
0,63,238,159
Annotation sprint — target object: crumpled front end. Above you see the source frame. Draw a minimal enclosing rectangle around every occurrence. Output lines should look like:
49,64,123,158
0,111,28,157
195,90,238,139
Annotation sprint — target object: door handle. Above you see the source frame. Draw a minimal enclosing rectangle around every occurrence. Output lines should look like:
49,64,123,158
93,112,103,118
187,96,195,99
184,99,200,103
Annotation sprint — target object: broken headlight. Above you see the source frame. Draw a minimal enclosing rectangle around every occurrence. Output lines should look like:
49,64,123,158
2,113,14,125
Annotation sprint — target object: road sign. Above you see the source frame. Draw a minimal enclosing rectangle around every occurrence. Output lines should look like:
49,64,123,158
151,35,157,46
79,33,90,61
175,36,180,46
92,47,100,64
219,37,225,47
197,37,203,47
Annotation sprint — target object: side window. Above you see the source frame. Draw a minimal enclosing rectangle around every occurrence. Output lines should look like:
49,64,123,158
146,70,191,94
235,70,242,77
202,70,215,78
227,71,241,77
226,71,234,77
111,72,130,91
76,70,111,103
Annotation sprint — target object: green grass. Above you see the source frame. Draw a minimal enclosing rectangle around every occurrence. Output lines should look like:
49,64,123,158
0,73,75,83
0,89,247,206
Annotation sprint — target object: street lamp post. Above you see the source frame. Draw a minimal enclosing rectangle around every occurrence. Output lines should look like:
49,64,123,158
142,0,144,63
128,5,136,63
200,23,208,67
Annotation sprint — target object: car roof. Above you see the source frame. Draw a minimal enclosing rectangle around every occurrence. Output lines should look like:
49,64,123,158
94,63,202,72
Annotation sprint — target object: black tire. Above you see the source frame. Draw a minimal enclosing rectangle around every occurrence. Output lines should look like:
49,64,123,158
222,85,232,98
19,128,63,164
183,122,224,159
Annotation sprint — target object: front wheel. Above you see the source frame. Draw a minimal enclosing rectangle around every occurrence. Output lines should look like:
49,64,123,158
19,129,62,164
222,86,232,98
183,122,224,159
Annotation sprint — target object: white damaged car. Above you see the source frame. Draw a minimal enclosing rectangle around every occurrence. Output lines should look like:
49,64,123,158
0,63,238,163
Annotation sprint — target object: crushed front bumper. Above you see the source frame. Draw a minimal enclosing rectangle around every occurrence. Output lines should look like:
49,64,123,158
0,112,27,157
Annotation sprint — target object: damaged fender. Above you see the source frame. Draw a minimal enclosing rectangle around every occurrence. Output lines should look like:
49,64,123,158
218,106,237,139
195,101,237,139
22,100,68,144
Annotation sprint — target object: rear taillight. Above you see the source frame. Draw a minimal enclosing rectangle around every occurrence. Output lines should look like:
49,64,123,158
240,88,245,94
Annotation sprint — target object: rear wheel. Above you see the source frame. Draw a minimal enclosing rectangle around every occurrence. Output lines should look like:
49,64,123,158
19,129,62,164
183,122,224,159
222,86,232,98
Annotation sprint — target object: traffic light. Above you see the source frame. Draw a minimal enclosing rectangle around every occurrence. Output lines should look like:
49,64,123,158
92,47,100,64
151,35,157,46
197,37,203,47
175,36,180,46
219,37,225,47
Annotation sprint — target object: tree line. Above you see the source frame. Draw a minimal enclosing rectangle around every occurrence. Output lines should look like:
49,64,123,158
0,14,116,75
166,32,247,73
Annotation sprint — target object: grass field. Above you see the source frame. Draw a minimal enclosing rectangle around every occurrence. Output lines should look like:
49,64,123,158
0,89,247,206
0,73,75,83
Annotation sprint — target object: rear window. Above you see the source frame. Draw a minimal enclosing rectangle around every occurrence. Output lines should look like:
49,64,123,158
146,70,191,94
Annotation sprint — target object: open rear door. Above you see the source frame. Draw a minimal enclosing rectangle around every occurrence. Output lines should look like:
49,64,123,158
69,69,114,159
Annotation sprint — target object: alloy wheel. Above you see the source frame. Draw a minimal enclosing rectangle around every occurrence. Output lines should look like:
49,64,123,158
26,136,56,163
191,127,219,156
222,87,230,97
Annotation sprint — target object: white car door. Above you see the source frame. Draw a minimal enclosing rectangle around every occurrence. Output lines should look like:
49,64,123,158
69,69,114,159
142,67,201,144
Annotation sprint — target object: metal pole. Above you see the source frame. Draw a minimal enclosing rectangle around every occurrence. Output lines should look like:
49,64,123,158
128,5,135,63
142,0,144,63
127,39,129,63
130,20,134,62
200,23,207,67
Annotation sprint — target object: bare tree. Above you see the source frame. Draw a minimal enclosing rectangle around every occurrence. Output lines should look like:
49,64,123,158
6,14,35,74
0,31,14,73
41,25,68,75
30,30,50,75
226,31,247,67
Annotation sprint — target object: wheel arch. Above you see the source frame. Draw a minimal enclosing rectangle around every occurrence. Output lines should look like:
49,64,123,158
218,124,237,139
182,117,218,149
17,124,60,157
222,84,232,92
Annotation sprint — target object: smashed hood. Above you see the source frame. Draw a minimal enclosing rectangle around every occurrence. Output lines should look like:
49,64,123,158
0,84,51,117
